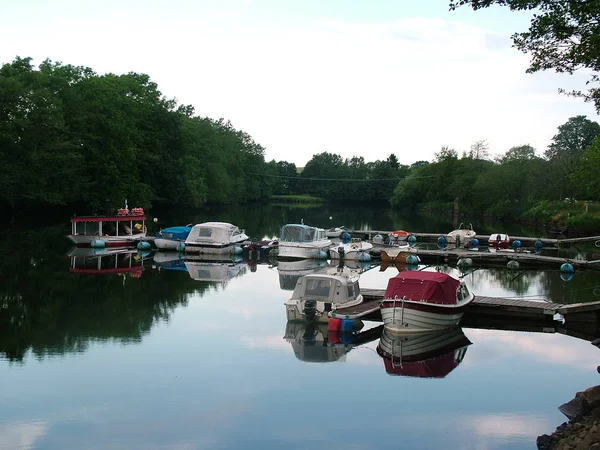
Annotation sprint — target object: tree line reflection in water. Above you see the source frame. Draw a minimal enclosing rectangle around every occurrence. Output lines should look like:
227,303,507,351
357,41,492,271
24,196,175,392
2,218,600,365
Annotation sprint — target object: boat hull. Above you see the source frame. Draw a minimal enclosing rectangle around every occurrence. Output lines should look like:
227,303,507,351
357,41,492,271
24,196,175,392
380,298,473,333
154,238,184,251
329,242,373,261
184,239,246,255
277,241,331,260
67,234,144,248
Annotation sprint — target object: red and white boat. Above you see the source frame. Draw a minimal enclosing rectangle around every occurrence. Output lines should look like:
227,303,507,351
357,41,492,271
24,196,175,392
379,271,474,333
67,202,147,248
376,326,471,378
388,229,409,242
488,233,510,249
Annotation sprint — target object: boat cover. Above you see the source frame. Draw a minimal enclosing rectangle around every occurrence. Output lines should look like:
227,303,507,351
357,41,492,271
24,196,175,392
159,226,192,240
384,271,460,305
383,353,460,378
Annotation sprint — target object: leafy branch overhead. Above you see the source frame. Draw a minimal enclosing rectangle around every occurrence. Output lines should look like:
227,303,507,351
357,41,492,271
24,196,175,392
449,0,600,111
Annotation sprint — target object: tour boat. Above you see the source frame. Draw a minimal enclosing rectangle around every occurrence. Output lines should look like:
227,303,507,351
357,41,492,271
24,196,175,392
380,270,475,333
376,326,471,378
184,222,248,255
277,223,332,260
154,225,192,251
328,238,373,261
67,203,147,248
447,223,476,248
489,233,510,249
284,272,362,322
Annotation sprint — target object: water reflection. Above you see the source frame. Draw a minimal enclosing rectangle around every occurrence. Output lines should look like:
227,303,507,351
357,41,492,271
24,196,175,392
276,258,376,290
376,327,472,378
283,319,383,363
67,247,150,277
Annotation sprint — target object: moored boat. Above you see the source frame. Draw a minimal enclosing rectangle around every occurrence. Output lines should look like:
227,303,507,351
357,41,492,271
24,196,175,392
67,203,147,248
285,272,362,322
447,223,476,248
184,222,248,255
277,223,331,260
326,226,347,238
328,238,373,261
489,233,510,249
388,229,409,242
380,270,474,333
154,225,192,251
376,326,471,378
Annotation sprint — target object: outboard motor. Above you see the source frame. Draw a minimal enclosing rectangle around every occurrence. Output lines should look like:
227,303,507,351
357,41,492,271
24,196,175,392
338,246,345,257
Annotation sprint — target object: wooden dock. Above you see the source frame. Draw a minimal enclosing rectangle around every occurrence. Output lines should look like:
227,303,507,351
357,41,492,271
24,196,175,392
332,289,600,342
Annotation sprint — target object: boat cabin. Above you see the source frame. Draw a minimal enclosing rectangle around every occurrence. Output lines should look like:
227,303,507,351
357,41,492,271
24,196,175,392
280,224,327,242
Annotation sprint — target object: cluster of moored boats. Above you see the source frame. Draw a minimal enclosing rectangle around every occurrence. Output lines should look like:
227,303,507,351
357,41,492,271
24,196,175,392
66,206,489,336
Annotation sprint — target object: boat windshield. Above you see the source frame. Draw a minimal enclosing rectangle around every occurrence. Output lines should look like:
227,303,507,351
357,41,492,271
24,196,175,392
304,278,332,299
345,281,359,302
282,225,316,242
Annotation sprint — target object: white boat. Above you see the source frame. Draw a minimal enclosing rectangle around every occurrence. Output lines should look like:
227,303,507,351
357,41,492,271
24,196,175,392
489,233,510,249
380,270,475,333
329,238,373,261
376,326,471,378
154,225,192,251
326,226,346,238
285,272,362,322
67,202,147,248
277,223,331,260
447,223,476,248
184,222,248,255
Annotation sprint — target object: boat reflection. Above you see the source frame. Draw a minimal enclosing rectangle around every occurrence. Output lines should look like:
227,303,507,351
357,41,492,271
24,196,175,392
67,247,149,277
277,259,375,290
284,319,383,363
153,251,250,283
376,326,471,378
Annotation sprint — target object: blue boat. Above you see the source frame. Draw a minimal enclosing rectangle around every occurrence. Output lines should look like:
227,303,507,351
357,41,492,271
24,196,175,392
154,225,192,251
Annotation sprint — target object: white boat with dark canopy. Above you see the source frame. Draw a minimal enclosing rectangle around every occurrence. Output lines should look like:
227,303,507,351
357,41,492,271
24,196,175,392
67,203,147,248
380,271,474,333
184,222,248,255
277,223,331,260
285,272,362,322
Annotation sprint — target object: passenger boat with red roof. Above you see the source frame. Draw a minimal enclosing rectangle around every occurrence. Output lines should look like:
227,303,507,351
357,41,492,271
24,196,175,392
379,270,474,333
67,201,147,248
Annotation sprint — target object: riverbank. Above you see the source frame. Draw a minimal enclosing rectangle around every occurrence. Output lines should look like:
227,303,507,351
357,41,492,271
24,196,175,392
537,385,600,450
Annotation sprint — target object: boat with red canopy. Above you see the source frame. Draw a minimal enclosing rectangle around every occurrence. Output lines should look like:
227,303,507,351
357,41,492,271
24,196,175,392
379,270,474,333
67,202,147,248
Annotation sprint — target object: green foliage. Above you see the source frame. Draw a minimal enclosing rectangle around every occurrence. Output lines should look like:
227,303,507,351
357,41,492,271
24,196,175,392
449,0,600,111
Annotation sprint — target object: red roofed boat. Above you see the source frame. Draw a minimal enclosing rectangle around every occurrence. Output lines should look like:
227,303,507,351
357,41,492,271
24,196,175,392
376,326,471,378
379,271,474,333
67,201,147,248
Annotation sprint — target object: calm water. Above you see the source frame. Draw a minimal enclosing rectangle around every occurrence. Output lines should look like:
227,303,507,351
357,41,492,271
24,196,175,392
2,204,600,450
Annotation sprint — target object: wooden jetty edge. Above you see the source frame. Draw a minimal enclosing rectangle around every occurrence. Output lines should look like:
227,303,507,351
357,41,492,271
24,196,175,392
331,289,600,344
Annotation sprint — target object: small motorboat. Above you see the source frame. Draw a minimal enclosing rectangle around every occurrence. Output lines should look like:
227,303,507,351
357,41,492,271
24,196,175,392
285,272,363,322
447,223,476,248
154,225,192,251
380,270,475,333
326,226,347,238
277,223,331,260
388,230,409,242
489,233,510,249
184,222,248,255
328,238,373,261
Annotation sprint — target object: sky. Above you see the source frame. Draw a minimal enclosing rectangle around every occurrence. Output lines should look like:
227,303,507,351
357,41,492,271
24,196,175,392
1,0,598,166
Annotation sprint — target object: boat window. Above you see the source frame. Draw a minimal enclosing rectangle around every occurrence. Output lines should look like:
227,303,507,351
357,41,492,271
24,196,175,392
282,226,302,241
346,284,355,301
197,227,213,238
305,278,332,299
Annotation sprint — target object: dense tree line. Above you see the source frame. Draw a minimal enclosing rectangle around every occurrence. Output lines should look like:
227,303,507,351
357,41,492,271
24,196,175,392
3,56,600,219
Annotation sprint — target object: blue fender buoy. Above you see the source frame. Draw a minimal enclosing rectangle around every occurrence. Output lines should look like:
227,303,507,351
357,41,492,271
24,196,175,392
534,239,543,251
470,238,479,249
176,242,186,252
437,236,447,249
560,262,574,273
560,272,575,281
340,319,354,332
340,331,354,345
407,234,417,245
91,239,105,248
315,250,328,260
512,240,522,250
138,250,151,258
405,254,419,265
137,241,151,250
405,263,419,271
232,245,243,255
358,252,371,262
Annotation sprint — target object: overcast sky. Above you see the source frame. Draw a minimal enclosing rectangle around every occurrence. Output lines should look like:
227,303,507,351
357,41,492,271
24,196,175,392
1,0,598,166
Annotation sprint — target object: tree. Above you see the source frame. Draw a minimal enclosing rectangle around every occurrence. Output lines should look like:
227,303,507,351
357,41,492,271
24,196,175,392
498,144,538,163
449,0,600,111
468,140,490,160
